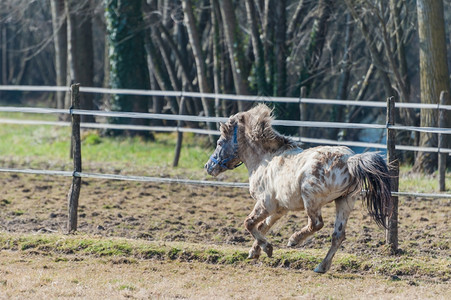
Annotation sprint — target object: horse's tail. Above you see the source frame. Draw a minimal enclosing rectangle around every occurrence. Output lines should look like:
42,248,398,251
347,152,393,228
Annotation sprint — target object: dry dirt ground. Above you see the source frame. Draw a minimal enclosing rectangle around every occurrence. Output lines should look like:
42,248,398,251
0,172,450,299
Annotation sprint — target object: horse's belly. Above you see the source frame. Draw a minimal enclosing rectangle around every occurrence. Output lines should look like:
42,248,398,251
273,177,305,210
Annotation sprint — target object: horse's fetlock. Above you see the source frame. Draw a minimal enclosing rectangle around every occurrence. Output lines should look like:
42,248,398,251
314,220,324,231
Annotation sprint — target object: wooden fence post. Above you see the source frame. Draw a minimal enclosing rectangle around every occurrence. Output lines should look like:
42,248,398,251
299,86,307,139
386,96,399,252
67,83,82,233
438,91,448,192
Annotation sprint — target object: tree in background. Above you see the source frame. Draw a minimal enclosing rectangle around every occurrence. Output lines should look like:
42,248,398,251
66,0,95,123
104,0,151,137
0,1,55,90
50,0,67,113
413,0,450,173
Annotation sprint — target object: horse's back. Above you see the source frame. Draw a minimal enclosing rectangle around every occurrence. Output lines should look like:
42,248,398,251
296,146,356,205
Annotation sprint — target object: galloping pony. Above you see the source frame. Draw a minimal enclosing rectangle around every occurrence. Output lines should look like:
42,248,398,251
205,104,392,273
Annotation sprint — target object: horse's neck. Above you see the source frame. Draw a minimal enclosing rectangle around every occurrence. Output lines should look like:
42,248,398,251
241,145,278,175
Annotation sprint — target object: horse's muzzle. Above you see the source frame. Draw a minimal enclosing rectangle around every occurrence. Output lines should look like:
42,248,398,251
204,160,221,177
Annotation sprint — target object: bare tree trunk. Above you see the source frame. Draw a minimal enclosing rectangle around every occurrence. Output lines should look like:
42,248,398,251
153,29,180,114
182,0,214,138
262,0,275,93
389,0,409,97
1,24,6,86
245,0,267,95
300,0,334,92
50,0,67,112
345,1,395,101
143,32,167,124
211,0,222,119
219,0,250,111
287,0,306,42
274,0,286,96
66,0,95,123
331,12,353,139
413,0,450,173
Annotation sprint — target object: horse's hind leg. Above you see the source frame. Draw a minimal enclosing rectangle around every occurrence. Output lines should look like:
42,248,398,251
314,196,356,273
287,208,324,247
248,209,287,259
244,202,274,258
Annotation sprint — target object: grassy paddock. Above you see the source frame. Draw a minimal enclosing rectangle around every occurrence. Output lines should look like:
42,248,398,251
0,114,450,298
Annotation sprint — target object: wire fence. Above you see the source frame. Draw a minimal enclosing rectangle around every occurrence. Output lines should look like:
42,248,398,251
0,85,450,202
0,167,449,199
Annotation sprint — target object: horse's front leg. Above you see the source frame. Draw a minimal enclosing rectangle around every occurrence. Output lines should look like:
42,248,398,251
244,201,273,258
248,210,287,259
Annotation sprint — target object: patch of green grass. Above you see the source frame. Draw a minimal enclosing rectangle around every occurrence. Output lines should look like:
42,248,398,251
167,247,182,259
335,254,364,272
221,251,248,264
83,240,133,256
83,132,102,145
12,210,25,216
119,284,136,291
0,232,449,279
399,165,451,193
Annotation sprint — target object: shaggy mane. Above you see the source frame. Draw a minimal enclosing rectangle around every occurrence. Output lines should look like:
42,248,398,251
224,104,298,152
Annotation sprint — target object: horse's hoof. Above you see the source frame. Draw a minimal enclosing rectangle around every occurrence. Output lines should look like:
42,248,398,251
314,263,328,274
287,239,297,248
263,243,273,258
247,253,260,260
247,249,260,260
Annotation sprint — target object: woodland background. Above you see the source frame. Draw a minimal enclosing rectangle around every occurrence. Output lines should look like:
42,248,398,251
0,0,450,172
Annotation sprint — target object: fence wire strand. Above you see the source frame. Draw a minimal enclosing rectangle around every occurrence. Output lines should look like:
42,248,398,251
0,106,450,135
0,167,449,199
1,85,451,110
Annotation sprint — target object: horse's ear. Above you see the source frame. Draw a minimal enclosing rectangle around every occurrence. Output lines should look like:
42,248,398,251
238,113,246,125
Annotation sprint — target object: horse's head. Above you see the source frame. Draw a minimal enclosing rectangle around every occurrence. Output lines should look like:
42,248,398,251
204,120,242,177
